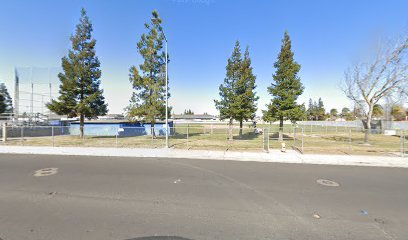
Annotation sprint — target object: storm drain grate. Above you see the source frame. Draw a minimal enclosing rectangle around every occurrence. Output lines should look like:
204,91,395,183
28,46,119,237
34,168,58,177
316,179,340,187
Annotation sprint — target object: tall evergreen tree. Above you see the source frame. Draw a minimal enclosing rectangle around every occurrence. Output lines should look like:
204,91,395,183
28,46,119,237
215,41,258,138
0,83,13,114
215,41,243,139
263,31,305,140
48,8,107,137
184,109,194,115
126,10,170,136
307,98,315,120
316,97,326,120
233,46,258,136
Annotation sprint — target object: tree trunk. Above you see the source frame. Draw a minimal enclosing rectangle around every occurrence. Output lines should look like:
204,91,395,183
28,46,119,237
364,104,374,143
79,114,84,138
279,116,284,141
239,120,243,137
151,122,156,138
229,118,233,141
364,117,371,143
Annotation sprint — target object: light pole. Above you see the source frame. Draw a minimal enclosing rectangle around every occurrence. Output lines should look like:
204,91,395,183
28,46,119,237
164,33,168,148
152,17,169,148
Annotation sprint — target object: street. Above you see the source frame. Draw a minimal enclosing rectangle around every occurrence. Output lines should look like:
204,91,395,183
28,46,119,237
0,154,407,240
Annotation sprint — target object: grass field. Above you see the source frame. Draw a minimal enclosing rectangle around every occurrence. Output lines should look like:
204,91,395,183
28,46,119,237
1,125,406,156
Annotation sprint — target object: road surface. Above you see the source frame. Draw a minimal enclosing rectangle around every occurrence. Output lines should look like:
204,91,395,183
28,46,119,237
0,154,407,240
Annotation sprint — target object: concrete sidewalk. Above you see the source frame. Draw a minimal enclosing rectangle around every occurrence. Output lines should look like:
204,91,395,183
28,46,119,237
0,145,407,168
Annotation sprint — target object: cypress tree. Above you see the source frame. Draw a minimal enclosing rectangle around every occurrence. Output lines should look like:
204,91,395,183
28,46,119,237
47,8,107,137
0,83,13,114
263,31,305,140
127,10,170,137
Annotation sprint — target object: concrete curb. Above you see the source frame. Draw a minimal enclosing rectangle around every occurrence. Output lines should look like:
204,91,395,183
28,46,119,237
0,145,407,168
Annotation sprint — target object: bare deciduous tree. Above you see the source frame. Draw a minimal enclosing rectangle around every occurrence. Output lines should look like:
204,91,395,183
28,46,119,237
343,34,408,143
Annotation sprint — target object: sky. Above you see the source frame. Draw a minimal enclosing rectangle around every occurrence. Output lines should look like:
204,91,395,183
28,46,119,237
0,0,407,116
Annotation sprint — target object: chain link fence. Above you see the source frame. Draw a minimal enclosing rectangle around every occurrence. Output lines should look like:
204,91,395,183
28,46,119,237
0,124,406,157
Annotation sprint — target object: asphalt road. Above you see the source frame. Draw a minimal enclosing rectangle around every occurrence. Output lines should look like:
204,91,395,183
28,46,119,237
0,154,407,240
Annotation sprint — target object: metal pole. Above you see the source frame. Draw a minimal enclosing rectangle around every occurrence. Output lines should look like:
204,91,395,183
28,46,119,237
30,67,34,123
52,126,54,147
301,127,304,153
2,123,6,142
402,130,405,157
401,130,405,158
21,127,24,146
14,68,20,122
165,37,168,148
187,127,189,148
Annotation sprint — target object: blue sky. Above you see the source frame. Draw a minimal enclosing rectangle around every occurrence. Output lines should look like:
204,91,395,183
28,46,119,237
0,0,407,115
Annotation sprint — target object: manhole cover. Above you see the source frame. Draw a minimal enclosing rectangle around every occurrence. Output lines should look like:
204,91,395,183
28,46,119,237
34,168,58,177
316,179,340,187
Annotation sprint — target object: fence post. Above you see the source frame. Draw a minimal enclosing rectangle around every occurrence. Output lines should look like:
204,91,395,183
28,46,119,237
404,131,406,158
263,128,269,152
21,127,24,146
52,126,54,147
186,127,189,148
301,127,304,153
401,130,405,158
2,123,6,142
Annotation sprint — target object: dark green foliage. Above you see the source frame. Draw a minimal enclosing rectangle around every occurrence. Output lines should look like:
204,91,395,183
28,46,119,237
214,41,258,135
0,83,13,114
263,31,305,127
329,108,338,119
340,107,355,120
307,98,326,120
391,105,406,121
372,104,384,118
184,109,194,115
47,8,107,136
341,107,350,116
215,41,243,121
127,10,170,128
